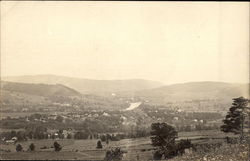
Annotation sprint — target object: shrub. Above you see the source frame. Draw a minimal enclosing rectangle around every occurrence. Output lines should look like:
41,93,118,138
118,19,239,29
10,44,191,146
100,135,106,142
53,141,62,151
29,143,35,151
96,140,103,149
67,134,72,139
176,139,192,155
153,150,163,160
104,147,125,161
163,144,178,159
16,144,23,152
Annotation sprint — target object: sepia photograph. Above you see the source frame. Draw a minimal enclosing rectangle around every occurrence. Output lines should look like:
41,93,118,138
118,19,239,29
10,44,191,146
0,1,249,161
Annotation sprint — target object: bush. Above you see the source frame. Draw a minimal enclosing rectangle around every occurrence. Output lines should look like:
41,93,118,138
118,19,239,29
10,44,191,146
153,150,163,160
226,137,239,144
104,147,125,161
163,144,178,159
67,134,72,139
176,139,192,155
100,135,106,142
16,144,23,152
96,140,103,149
29,143,35,151
53,141,62,151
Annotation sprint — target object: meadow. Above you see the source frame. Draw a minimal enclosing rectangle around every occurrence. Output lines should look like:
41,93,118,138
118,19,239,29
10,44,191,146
0,130,241,160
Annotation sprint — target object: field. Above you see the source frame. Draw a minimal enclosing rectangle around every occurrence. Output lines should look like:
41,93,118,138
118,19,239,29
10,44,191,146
0,112,66,119
0,130,238,160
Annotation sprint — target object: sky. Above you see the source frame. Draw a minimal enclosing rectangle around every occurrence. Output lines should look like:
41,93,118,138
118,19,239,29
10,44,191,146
1,2,249,84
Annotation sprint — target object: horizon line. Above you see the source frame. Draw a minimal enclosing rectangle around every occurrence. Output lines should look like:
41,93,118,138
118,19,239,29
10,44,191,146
1,74,249,85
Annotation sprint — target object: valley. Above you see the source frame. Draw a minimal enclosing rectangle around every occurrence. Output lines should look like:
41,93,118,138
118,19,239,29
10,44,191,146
0,76,249,160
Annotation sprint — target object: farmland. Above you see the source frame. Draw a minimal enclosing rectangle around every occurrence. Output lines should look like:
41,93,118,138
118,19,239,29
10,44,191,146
0,130,238,160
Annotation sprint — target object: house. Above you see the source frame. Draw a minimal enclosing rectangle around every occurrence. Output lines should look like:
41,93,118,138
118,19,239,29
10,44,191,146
26,117,30,122
174,117,179,120
193,119,198,122
5,137,17,144
48,114,57,120
8,137,15,142
93,113,99,117
22,108,28,112
54,133,59,140
103,112,110,116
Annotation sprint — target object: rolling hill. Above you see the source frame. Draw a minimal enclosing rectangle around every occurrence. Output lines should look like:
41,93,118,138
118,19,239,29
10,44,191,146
118,82,249,112
0,81,80,106
1,76,249,112
134,81,249,101
2,75,164,94
0,81,128,110
1,81,81,97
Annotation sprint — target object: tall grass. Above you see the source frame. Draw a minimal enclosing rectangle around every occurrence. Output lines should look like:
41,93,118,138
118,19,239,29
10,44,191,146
169,142,249,161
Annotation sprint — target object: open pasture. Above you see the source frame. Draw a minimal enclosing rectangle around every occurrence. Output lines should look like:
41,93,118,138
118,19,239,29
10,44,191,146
0,130,234,160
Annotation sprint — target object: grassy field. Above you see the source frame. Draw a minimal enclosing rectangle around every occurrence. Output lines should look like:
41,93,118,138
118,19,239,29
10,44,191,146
0,112,67,119
0,112,39,119
0,130,241,160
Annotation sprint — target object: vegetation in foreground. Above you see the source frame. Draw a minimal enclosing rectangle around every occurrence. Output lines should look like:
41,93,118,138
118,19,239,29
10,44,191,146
168,142,249,161
0,97,249,161
146,97,249,161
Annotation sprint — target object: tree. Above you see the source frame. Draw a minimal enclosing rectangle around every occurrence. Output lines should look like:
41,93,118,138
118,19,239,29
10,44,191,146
106,138,109,145
53,141,62,151
17,131,26,141
67,134,72,139
100,135,106,142
96,140,103,149
153,150,163,160
221,97,249,140
34,126,47,139
74,131,89,140
176,139,192,155
150,123,178,160
29,143,35,151
151,122,177,147
55,116,64,123
27,131,34,139
16,144,23,152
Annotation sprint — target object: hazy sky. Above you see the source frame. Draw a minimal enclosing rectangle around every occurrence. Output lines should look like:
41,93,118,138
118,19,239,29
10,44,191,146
1,2,249,84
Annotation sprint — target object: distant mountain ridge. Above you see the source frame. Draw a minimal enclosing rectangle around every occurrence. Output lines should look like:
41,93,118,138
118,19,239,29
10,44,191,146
133,81,249,101
0,81,127,110
2,75,164,94
1,76,249,112
1,81,81,97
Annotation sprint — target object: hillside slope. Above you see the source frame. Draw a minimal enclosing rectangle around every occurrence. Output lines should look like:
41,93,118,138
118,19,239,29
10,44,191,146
0,81,127,110
119,82,249,112
1,81,81,97
135,81,249,101
3,75,164,94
